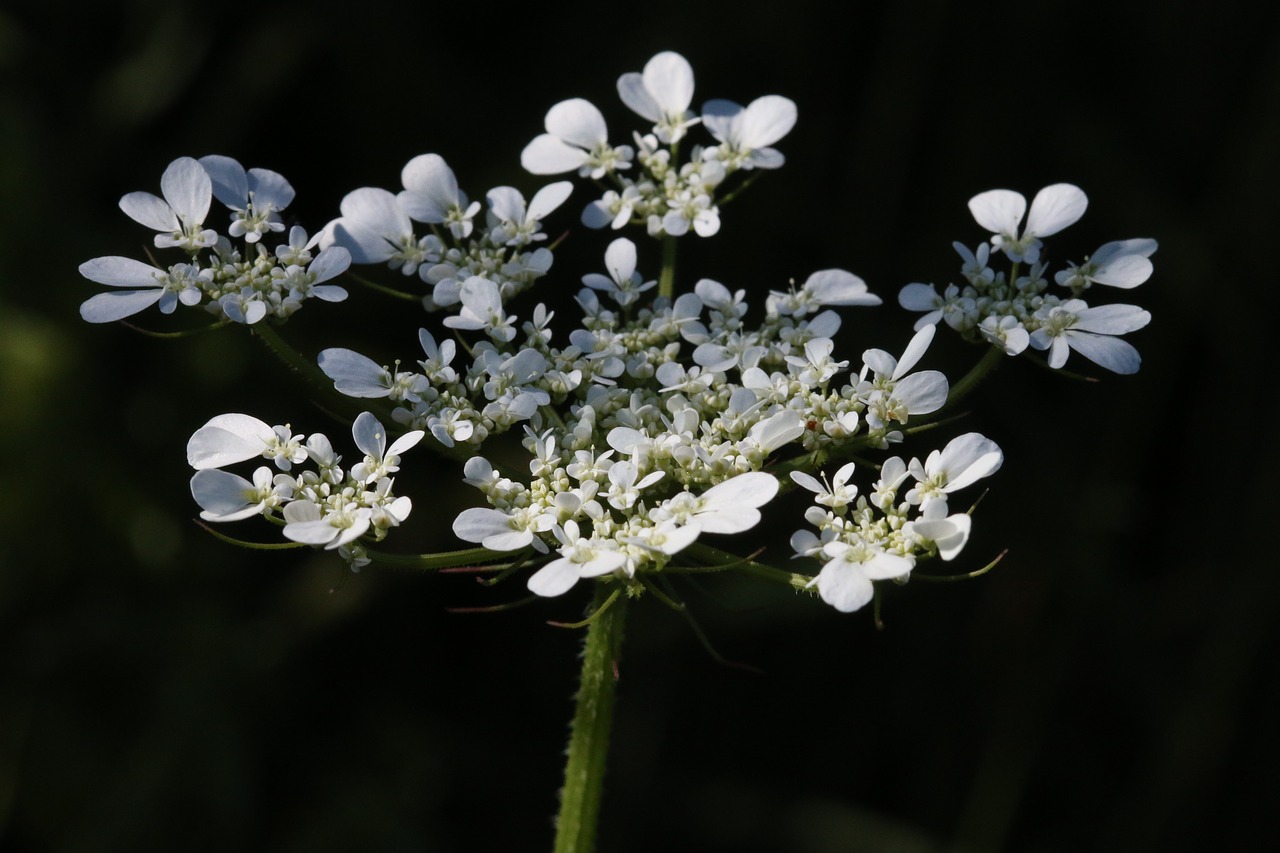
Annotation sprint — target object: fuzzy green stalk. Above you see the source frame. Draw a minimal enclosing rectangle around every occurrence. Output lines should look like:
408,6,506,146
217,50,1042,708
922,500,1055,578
553,583,627,853
656,235,678,300
944,344,1005,410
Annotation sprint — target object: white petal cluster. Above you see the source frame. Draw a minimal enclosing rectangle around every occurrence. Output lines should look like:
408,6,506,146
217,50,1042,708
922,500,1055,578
898,184,1155,374
790,432,1002,613
521,50,796,239
78,50,1158,616
186,412,421,571
320,153,569,312
80,156,350,325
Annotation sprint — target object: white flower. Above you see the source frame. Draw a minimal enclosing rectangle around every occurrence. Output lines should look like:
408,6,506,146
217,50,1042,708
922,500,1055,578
650,471,779,534
905,501,973,561
906,432,1003,509
78,257,205,323
1028,300,1152,374
617,51,700,144
452,505,550,552
522,99,633,179
1054,238,1158,291
968,183,1088,264
443,276,517,342
323,188,438,275
790,462,858,512
700,95,797,170
350,412,424,484
581,238,655,307
118,156,218,252
526,521,628,597
186,414,307,471
858,324,949,429
811,541,914,613
198,155,294,243
190,466,285,522
485,182,574,246
398,154,483,239
283,500,372,550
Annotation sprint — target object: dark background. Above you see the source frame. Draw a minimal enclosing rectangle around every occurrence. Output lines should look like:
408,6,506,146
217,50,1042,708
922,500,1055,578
2,1,1276,850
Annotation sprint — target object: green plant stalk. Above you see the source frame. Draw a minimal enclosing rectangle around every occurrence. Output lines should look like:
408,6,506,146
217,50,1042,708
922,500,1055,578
657,235,678,300
553,584,627,853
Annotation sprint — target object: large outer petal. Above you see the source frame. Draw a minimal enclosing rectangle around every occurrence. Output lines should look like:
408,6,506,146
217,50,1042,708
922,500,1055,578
400,153,459,220
1073,304,1151,335
79,256,163,287
1025,183,1087,238
644,51,694,113
159,156,212,225
740,96,797,148
545,98,607,148
118,191,178,232
968,189,1026,235
617,72,659,122
521,135,588,175
1066,331,1142,374
79,289,163,323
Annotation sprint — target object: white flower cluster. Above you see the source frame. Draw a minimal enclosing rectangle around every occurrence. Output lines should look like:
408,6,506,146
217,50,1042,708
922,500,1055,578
899,184,1156,374
317,225,973,607
789,433,1002,612
79,156,351,325
186,411,422,570
318,153,571,312
521,51,796,238
81,51,1155,617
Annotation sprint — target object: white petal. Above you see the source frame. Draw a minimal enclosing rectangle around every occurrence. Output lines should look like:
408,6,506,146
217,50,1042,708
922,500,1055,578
352,411,387,459
545,98,607,148
521,135,588,175
968,189,1026,235
1073,304,1151,335
1025,183,1087,238
1065,331,1142,374
816,565,874,613
895,371,949,415
198,155,248,207
400,153,459,220
79,256,163,287
862,552,914,581
644,51,694,113
317,349,390,397
895,323,937,377
190,468,259,521
527,558,580,597
805,269,880,307
526,181,573,221
118,192,178,232
739,95,797,148
616,72,659,122
79,289,164,323
159,156,212,225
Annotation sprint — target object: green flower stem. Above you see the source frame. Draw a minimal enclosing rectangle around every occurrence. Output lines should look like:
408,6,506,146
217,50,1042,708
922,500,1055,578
680,542,814,592
657,235,678,301
250,321,343,398
363,545,511,571
943,344,1005,410
553,583,627,853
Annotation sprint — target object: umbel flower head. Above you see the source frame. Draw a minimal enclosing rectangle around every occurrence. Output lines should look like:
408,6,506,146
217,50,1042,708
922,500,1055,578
80,50,1156,619
80,155,350,325
899,182,1155,374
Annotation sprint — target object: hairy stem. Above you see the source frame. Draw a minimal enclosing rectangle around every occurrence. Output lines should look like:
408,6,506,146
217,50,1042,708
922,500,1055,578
553,584,627,853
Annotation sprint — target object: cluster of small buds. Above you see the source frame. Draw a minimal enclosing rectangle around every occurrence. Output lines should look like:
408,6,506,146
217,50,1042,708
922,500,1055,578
789,433,1003,612
317,153,570,312
899,183,1155,374
79,156,351,325
185,411,422,570
521,51,796,239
